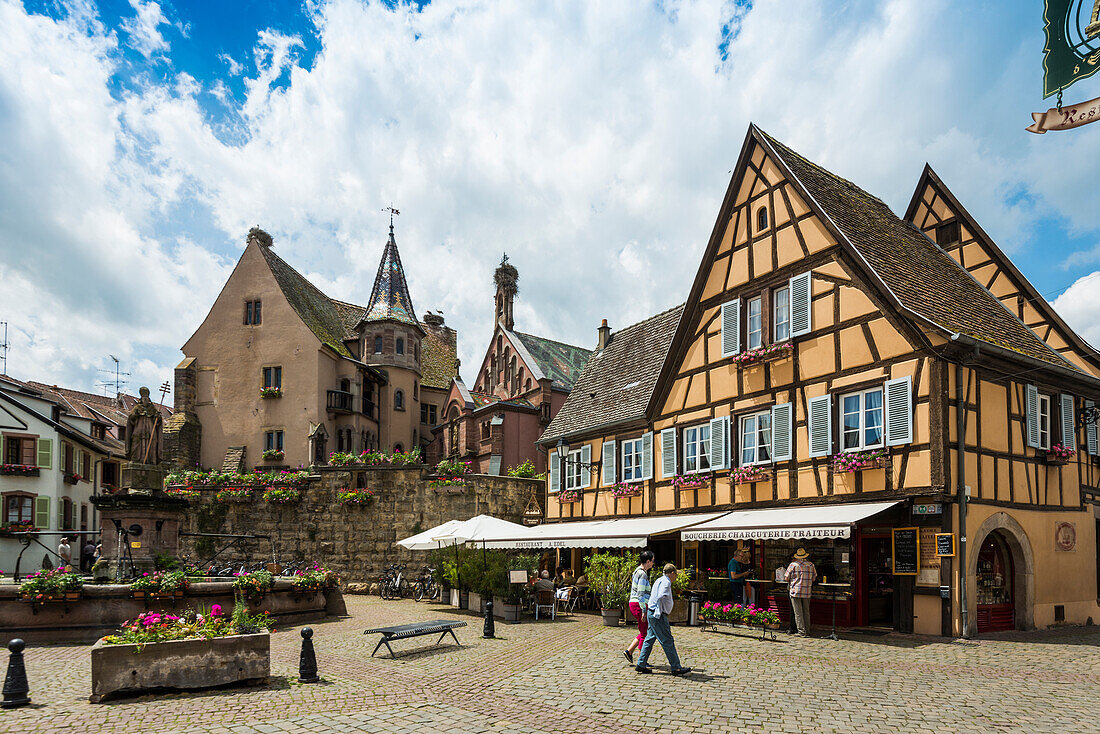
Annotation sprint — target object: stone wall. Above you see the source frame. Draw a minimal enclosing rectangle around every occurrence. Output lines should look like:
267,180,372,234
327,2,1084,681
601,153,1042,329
177,467,542,581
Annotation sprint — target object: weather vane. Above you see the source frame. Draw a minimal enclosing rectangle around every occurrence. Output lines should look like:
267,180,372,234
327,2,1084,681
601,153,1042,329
382,205,400,227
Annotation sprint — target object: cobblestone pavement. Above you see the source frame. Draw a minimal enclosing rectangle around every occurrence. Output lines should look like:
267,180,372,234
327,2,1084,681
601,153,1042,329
5,596,1100,733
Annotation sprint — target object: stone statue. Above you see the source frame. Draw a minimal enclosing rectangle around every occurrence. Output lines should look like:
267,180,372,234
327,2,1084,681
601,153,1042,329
126,387,162,464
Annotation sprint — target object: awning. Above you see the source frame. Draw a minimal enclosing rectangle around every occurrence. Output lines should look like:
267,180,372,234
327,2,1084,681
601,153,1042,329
479,511,727,549
431,514,530,547
680,500,900,542
395,520,466,551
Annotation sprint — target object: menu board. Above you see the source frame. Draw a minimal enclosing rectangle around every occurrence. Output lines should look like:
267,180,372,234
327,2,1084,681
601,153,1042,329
891,527,919,576
917,527,941,587
936,533,956,556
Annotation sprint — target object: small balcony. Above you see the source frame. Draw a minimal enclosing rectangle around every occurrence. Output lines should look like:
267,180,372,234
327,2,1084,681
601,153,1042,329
327,389,354,414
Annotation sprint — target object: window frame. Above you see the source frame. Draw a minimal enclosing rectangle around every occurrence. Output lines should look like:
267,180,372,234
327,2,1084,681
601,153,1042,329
757,206,769,231
621,437,644,483
774,286,791,342
394,389,405,411
839,387,885,452
739,410,773,466
244,299,262,325
682,424,712,474
396,338,405,355
564,448,585,490
1038,393,1051,450
262,366,282,389
746,296,763,350
3,493,34,525
264,430,285,452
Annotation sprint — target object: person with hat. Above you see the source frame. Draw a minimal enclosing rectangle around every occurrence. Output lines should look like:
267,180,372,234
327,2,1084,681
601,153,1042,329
785,548,817,637
635,563,691,676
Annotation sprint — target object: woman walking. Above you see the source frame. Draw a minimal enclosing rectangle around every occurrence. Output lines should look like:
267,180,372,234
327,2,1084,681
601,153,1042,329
623,550,655,664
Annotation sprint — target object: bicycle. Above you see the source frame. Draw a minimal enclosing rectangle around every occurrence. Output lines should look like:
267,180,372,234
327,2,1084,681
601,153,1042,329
413,567,440,602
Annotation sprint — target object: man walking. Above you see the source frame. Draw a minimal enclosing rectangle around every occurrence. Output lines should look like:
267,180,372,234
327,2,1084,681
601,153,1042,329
57,536,72,571
635,563,691,676
785,548,817,637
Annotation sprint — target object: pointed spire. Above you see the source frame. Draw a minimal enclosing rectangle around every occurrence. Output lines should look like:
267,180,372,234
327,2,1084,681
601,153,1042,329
363,222,419,327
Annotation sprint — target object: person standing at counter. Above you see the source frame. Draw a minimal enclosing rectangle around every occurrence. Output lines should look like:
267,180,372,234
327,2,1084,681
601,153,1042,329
727,548,753,604
785,548,817,637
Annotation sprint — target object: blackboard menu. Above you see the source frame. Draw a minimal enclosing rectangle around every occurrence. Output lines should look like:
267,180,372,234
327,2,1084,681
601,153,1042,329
936,533,956,557
892,527,919,575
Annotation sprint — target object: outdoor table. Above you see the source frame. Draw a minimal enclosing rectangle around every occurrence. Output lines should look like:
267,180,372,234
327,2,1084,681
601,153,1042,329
363,619,467,658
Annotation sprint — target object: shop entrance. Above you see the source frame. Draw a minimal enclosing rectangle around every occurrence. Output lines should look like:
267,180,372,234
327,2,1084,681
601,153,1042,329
976,531,1015,633
861,536,894,627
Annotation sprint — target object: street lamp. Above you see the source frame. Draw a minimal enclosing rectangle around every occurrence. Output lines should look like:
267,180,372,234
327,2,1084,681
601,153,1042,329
555,438,599,475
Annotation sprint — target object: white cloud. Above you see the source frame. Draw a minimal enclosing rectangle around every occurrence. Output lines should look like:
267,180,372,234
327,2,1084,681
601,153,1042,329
3,0,1100,397
1052,272,1100,351
119,0,170,58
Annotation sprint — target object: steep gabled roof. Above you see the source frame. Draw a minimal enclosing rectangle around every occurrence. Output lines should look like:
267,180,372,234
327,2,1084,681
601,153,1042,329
540,304,684,444
421,322,459,390
509,331,591,391
362,224,419,328
754,127,1075,370
258,245,356,358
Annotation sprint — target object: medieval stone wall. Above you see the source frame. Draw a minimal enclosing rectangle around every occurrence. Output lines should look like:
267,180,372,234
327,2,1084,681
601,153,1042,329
177,467,542,582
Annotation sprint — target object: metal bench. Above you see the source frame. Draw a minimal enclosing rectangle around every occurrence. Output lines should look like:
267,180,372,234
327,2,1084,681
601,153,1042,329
362,619,467,658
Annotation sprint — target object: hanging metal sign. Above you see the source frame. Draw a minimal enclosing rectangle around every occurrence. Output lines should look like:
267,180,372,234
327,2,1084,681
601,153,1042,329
1042,0,1100,97
1028,92,1100,132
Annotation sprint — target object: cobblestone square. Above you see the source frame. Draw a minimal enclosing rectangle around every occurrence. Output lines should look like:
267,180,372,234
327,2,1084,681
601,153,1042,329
4,595,1099,734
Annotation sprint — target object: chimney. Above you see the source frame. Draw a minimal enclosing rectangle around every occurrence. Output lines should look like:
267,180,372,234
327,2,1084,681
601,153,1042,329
597,319,611,350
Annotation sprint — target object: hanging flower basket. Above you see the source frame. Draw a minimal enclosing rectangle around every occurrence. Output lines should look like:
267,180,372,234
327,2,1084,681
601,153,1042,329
259,388,282,399
215,488,252,503
1044,444,1075,466
337,488,374,505
610,482,643,498
732,342,794,368
558,489,581,503
672,474,709,491
262,487,300,505
730,465,771,485
830,449,890,473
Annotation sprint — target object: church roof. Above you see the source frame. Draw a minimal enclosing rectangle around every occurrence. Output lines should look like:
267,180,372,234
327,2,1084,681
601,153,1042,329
362,224,419,328
509,331,591,391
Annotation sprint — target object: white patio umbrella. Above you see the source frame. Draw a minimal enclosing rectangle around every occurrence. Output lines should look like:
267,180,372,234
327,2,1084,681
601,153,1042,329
431,514,532,595
395,519,465,551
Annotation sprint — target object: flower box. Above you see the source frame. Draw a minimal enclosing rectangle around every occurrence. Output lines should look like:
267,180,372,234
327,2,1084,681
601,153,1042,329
1044,444,1075,466
672,474,709,491
259,388,282,399
732,342,793,369
730,466,771,485
262,487,300,505
90,632,270,703
610,483,643,498
261,449,285,462
0,464,40,477
64,473,80,485
558,490,581,503
830,450,890,474
337,488,375,505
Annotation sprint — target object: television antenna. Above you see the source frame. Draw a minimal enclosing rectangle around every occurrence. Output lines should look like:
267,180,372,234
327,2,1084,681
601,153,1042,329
0,322,9,376
97,355,130,396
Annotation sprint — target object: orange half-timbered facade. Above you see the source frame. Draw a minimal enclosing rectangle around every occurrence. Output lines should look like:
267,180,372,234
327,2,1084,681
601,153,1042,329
539,124,1100,637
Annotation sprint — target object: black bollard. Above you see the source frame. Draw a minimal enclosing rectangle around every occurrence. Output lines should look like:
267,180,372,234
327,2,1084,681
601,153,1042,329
2,639,30,709
483,597,495,638
298,627,319,683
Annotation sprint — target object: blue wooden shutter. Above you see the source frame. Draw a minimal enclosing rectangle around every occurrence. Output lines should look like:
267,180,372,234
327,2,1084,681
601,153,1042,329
580,444,592,488
660,428,676,478
1026,384,1040,448
721,300,741,357
808,394,832,458
602,440,616,486
1086,400,1098,455
771,403,793,462
708,417,728,470
549,453,560,494
641,432,654,480
1060,394,1076,448
884,377,914,446
789,271,812,337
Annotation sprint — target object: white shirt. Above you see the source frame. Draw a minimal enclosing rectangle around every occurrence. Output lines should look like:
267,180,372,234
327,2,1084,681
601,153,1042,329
647,574,674,617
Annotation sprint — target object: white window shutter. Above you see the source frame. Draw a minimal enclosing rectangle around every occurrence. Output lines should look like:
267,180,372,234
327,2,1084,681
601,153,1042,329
708,417,728,470
580,444,592,488
789,271,812,337
602,440,616,486
1026,384,1040,448
1086,400,1098,455
808,394,832,458
641,432,654,480
549,452,560,494
771,402,793,461
1060,394,1076,448
660,427,676,478
884,376,914,446
721,300,741,357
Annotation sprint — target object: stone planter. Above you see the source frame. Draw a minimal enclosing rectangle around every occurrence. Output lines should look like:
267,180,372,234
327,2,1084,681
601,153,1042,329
459,591,469,609
498,601,521,622
450,588,461,607
468,591,483,614
90,631,270,703
601,608,622,627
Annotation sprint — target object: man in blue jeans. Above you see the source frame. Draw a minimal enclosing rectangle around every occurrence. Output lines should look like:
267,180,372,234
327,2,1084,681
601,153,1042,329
635,563,691,676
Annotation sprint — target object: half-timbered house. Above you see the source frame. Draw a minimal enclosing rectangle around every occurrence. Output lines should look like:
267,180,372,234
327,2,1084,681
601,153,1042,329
534,124,1100,637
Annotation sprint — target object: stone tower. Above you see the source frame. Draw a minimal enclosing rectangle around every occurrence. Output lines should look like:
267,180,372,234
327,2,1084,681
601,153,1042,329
494,253,518,331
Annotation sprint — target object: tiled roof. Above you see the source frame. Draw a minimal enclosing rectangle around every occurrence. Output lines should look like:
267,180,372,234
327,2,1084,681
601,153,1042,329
757,130,1074,370
421,322,458,391
539,304,684,444
25,382,172,423
259,245,356,358
511,332,591,391
362,225,419,327
468,390,535,412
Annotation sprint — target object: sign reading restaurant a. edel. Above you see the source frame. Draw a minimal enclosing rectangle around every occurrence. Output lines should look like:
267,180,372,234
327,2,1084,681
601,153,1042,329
1029,0,1100,132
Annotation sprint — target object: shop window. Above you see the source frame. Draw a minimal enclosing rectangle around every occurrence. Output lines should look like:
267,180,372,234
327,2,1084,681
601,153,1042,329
265,430,284,452
757,207,768,231
746,296,763,350
621,438,644,482
4,495,33,524
841,387,884,450
565,449,584,490
263,366,282,389
774,286,791,342
396,338,405,355
683,425,711,474
1037,393,1051,450
739,410,772,466
936,220,960,246
244,300,262,325
394,390,405,410
374,335,383,354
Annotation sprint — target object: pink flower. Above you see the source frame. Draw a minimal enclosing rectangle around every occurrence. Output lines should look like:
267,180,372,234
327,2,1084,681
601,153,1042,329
210,603,223,616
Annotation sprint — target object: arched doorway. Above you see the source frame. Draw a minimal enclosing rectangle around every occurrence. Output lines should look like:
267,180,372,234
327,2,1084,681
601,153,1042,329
976,532,1015,633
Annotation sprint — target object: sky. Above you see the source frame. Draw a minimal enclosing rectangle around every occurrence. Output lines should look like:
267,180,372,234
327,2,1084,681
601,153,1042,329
2,0,1100,400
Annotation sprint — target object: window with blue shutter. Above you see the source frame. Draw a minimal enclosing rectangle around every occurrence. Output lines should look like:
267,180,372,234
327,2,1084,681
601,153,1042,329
602,440,616,486
660,428,676,478
808,394,832,458
771,403,793,461
720,300,741,357
884,377,913,446
789,272,812,337
1060,394,1076,448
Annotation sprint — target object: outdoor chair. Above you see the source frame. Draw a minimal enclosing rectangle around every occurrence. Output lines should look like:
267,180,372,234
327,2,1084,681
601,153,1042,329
556,586,579,616
534,589,556,620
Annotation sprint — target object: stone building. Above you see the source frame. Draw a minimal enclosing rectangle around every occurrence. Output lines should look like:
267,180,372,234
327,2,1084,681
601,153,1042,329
169,224,457,472
433,256,589,474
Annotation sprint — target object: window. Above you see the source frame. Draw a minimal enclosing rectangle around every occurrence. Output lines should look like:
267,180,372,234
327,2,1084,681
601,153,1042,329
746,296,763,350
64,443,74,474
757,207,768,231
265,430,284,452
5,495,32,524
421,404,437,425
374,335,383,354
102,462,118,487
244,300,262,325
82,452,90,479
841,388,884,450
565,449,584,490
394,444,404,454
774,286,791,342
396,338,405,355
936,220,960,245
394,390,405,410
481,422,491,439
1038,393,1051,450
740,411,772,466
525,378,532,391
62,498,73,530
91,424,105,440
622,438,644,482
683,425,711,473
413,382,418,400
3,436,36,466
262,366,282,389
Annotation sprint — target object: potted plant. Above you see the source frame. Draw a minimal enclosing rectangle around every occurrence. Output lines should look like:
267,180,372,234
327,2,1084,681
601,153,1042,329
233,569,275,603
1045,443,1076,466
262,487,300,505
259,387,281,399
261,448,285,462
337,487,374,506
584,551,638,627
20,568,83,602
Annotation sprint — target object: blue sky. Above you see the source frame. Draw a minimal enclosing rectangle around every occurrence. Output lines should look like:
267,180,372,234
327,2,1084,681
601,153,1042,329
2,0,1100,397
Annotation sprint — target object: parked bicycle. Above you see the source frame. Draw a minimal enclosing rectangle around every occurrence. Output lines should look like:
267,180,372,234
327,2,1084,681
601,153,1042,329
412,566,440,602
378,563,408,600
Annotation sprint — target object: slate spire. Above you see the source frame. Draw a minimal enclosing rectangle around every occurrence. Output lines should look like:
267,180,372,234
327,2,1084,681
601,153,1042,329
363,222,419,327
